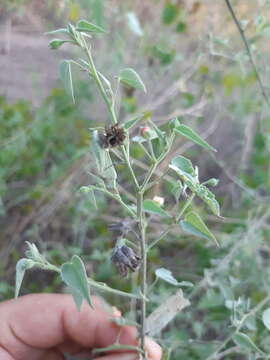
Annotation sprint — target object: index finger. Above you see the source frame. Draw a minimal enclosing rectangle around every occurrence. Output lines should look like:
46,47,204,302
0,294,162,359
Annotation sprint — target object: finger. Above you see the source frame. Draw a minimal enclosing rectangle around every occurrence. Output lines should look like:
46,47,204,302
0,294,162,360
94,354,138,360
0,348,13,360
0,294,136,357
145,337,162,360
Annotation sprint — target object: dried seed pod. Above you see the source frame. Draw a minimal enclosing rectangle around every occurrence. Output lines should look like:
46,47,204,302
98,123,126,149
111,243,140,277
108,218,137,236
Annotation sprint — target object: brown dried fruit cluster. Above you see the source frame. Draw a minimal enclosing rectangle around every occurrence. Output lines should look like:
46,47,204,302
111,244,140,277
99,123,126,148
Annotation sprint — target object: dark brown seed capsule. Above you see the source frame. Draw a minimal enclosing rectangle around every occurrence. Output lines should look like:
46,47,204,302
111,244,140,277
98,123,126,149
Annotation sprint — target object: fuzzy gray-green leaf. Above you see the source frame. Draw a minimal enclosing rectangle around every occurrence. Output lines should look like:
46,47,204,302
119,68,146,92
61,255,92,309
143,199,170,218
174,124,217,152
59,60,75,103
180,211,219,247
15,259,35,298
76,20,106,33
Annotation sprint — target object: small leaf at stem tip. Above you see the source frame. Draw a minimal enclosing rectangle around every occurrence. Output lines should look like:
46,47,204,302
49,39,71,50
119,68,146,92
76,19,106,33
180,211,219,247
174,123,217,152
143,199,171,218
232,332,266,355
61,255,93,310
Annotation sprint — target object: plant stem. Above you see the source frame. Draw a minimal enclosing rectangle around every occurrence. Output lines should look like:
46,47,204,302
147,227,172,250
141,133,175,191
84,42,140,191
137,191,147,359
84,42,118,125
224,0,270,108
121,145,140,190
93,344,144,355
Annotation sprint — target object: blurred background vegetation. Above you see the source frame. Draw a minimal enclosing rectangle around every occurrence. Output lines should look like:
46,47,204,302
1,1,270,359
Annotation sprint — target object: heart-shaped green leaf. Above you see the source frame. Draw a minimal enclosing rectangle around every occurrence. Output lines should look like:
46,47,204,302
119,68,146,92
180,211,219,247
61,255,92,309
169,156,197,182
143,199,170,218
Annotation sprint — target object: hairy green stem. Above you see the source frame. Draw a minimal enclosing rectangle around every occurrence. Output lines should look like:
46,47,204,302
84,42,118,125
141,133,175,191
84,41,140,190
121,145,140,190
83,39,146,359
93,344,144,355
137,191,147,359
147,227,171,250
29,261,142,300
224,0,270,108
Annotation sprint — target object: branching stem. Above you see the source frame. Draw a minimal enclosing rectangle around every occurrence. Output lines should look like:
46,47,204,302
224,0,270,108
137,191,147,358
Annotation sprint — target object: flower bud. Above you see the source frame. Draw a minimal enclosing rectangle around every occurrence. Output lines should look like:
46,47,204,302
203,178,219,187
152,196,165,207
140,126,152,138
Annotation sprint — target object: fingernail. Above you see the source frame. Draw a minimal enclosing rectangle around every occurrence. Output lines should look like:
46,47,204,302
145,337,162,358
112,306,122,317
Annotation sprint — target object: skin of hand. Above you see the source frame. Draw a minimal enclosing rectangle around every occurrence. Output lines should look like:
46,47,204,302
0,293,162,360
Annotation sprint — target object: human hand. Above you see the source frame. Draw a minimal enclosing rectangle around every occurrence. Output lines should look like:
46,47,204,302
0,293,162,360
